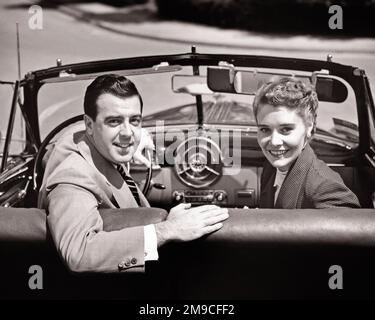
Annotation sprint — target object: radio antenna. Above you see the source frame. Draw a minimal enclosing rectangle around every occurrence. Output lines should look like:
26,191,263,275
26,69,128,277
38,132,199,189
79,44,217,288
16,23,21,80
16,23,25,148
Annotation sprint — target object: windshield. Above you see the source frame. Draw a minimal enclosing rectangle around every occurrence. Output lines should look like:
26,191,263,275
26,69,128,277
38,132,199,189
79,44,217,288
37,65,359,146
38,66,196,140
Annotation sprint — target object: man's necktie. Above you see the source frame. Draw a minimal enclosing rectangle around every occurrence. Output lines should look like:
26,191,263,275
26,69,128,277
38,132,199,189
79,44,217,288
116,164,141,206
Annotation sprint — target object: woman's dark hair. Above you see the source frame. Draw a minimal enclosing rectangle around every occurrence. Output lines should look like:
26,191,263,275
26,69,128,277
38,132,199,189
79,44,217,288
84,74,143,120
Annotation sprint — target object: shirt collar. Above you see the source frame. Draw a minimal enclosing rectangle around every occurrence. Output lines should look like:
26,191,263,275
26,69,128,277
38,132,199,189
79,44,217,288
273,168,288,187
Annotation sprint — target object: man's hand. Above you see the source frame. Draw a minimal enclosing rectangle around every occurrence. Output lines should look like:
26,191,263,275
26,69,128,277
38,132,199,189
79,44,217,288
155,203,229,247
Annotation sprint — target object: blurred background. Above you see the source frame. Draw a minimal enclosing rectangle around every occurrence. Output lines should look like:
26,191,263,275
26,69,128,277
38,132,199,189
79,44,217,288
1,0,375,149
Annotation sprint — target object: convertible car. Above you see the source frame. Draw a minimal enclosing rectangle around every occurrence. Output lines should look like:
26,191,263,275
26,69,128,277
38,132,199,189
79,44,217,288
1,49,375,299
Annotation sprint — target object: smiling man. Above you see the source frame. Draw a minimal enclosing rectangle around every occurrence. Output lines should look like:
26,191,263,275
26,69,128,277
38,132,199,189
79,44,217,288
39,74,228,273
86,94,142,164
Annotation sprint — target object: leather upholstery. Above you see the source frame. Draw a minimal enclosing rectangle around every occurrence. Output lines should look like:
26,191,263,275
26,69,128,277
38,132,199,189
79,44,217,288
209,208,375,246
1,207,375,246
0,207,168,242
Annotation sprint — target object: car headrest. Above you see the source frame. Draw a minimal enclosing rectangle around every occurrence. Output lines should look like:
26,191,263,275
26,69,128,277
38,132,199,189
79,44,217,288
2,207,375,247
0,207,47,242
0,207,168,242
207,208,375,247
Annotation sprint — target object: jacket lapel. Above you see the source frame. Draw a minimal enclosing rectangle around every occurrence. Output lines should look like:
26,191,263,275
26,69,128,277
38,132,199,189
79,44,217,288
275,144,314,208
260,161,276,208
77,133,143,208
137,187,150,207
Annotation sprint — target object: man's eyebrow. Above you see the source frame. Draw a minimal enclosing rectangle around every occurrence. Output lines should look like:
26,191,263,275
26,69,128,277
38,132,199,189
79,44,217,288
104,113,142,120
257,123,296,127
104,115,123,120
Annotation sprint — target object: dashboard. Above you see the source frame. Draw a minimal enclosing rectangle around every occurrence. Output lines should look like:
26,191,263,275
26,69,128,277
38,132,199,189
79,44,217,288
131,126,261,208
131,124,361,209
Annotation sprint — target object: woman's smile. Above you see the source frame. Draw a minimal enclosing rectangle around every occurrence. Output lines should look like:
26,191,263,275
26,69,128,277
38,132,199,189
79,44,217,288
268,149,289,158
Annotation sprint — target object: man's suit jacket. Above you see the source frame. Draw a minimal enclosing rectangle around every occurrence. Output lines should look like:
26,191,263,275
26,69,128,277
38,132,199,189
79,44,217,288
38,131,150,273
259,144,360,209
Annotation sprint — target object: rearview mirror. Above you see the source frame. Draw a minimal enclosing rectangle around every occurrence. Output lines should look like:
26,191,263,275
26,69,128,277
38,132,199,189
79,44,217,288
207,67,348,103
207,67,235,92
172,75,213,95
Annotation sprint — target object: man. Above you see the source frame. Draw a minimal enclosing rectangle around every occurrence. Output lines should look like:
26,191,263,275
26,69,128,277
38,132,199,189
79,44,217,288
39,74,228,273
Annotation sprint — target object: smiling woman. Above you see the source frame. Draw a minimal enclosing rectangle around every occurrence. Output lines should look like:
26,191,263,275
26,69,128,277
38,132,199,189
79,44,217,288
254,78,317,172
254,77,360,209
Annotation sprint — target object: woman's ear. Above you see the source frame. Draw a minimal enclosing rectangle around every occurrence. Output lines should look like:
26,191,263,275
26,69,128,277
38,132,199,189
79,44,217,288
84,115,93,135
306,121,314,139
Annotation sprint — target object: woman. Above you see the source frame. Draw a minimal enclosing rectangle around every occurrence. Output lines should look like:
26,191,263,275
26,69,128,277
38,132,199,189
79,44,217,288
253,77,360,208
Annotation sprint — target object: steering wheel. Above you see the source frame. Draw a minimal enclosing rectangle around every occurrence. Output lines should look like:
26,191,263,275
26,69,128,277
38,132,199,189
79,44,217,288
32,114,153,195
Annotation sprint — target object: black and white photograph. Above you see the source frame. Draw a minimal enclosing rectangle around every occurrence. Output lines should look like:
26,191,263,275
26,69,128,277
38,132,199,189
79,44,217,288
1,0,375,305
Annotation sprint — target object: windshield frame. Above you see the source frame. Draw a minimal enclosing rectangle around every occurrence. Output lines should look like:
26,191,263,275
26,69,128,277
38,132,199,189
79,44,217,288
1,80,20,173
18,52,372,156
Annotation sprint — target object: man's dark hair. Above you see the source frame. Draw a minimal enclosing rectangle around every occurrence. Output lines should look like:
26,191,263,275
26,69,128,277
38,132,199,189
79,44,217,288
84,74,143,120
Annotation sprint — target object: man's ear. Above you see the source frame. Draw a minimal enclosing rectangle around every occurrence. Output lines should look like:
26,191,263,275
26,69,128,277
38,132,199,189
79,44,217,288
84,115,94,135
